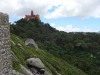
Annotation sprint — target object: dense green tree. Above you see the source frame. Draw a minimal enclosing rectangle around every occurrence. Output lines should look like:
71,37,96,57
10,18,100,75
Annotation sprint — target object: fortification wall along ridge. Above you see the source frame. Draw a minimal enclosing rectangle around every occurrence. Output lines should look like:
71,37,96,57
0,12,12,75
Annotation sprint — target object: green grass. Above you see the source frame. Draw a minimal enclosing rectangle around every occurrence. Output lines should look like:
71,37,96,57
11,34,88,75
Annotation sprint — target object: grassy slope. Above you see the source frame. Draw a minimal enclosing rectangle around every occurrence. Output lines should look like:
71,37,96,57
11,34,88,75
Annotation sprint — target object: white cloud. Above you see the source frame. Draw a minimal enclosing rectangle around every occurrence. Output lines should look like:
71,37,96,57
45,0,100,18
57,25,81,32
50,23,56,27
50,23,94,32
0,0,61,17
0,0,100,19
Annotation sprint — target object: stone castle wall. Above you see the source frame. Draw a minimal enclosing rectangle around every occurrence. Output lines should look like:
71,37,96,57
0,12,12,75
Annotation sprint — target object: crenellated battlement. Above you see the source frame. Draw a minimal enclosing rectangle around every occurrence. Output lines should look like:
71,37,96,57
0,12,9,25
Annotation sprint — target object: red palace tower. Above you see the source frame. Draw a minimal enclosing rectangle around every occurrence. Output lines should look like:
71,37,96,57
25,10,39,20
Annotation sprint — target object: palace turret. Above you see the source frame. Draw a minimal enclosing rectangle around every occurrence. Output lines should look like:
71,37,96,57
25,10,40,20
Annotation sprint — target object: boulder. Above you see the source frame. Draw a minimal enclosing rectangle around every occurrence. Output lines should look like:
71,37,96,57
44,70,51,75
27,58,45,69
39,69,45,74
25,39,38,50
30,68,38,74
12,70,24,75
20,64,33,75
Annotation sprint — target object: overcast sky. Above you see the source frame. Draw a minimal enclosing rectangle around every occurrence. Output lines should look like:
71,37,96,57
0,0,100,32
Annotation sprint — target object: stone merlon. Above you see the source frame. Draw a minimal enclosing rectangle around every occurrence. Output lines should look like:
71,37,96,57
0,12,9,25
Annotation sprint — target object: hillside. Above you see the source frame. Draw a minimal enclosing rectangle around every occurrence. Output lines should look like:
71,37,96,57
11,18,100,75
11,34,88,75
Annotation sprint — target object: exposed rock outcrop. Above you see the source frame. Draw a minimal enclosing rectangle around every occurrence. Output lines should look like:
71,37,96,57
44,70,52,75
26,58,51,75
20,64,33,75
12,70,24,75
27,58,45,69
25,39,38,50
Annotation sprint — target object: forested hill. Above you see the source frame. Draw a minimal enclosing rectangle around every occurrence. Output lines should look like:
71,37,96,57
11,18,100,75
